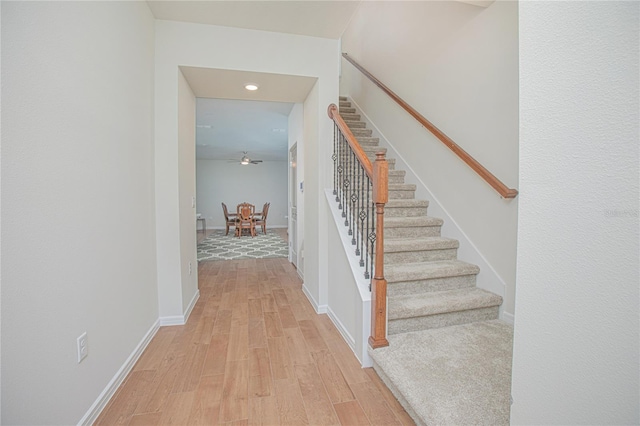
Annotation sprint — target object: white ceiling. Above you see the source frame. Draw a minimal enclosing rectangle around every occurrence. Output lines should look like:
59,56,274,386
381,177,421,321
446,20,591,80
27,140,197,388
181,67,317,161
147,0,362,39
196,98,294,162
154,1,360,162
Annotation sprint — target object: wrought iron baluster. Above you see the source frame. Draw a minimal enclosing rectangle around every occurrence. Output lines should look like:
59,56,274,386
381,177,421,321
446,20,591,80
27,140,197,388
337,133,343,209
369,198,376,284
364,178,371,280
358,164,365,265
355,161,362,256
343,140,350,224
350,150,358,245
331,122,339,196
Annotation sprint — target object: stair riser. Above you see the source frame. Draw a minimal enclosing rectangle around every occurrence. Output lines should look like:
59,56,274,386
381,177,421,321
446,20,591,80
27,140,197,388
340,107,356,114
344,121,366,128
387,275,477,297
351,129,373,137
385,206,428,217
355,138,380,145
387,190,416,200
385,249,458,264
342,113,361,120
355,143,381,150
385,226,441,238
339,102,351,108
362,189,414,199
388,306,499,335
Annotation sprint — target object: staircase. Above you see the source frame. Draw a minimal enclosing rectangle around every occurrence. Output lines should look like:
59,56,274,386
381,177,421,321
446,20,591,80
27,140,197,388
338,97,513,425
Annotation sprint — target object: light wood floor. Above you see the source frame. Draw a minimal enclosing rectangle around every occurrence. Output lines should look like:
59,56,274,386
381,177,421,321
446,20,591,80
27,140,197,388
95,257,414,425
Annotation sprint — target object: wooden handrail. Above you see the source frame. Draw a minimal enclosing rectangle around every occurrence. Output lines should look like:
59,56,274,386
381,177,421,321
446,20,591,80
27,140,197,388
328,104,389,348
342,53,518,199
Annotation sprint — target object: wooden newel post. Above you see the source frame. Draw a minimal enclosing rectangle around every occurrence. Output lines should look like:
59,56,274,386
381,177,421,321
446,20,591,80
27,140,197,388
369,152,389,349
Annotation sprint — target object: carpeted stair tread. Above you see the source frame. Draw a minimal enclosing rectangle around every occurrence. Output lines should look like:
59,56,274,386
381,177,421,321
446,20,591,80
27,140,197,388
386,259,479,282
345,121,367,128
362,146,387,155
385,216,443,228
385,237,458,252
350,128,373,137
354,136,380,145
388,287,502,319
369,320,513,426
385,198,427,208
340,107,356,114
342,113,361,121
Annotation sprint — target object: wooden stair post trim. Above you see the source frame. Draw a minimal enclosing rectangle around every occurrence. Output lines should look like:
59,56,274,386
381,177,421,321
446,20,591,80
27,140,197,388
370,152,389,348
327,103,374,179
341,52,518,199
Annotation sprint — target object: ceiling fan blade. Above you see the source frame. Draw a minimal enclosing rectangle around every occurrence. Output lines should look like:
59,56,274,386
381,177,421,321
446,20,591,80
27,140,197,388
250,160,263,163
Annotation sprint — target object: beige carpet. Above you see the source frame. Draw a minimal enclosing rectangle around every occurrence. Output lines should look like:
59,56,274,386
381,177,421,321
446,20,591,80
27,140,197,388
370,320,513,426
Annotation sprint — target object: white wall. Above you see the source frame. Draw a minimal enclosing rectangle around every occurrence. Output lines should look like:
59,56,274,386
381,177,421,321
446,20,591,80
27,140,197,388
196,160,288,228
154,20,339,317
1,2,158,424
178,71,199,314
511,2,639,424
288,103,305,271
326,191,372,367
340,0,519,316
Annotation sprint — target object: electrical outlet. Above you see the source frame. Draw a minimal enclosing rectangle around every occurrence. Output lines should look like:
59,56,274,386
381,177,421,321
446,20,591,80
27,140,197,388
77,332,88,363
189,261,192,275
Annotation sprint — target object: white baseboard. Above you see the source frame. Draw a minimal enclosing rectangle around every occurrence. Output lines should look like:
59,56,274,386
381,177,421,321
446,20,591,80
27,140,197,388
502,311,514,325
159,290,200,326
184,290,200,323
302,284,327,314
158,315,185,326
327,306,356,351
78,320,160,426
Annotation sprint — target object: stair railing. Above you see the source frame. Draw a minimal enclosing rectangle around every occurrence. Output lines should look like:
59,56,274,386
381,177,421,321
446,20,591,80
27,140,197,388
328,103,389,349
342,53,518,199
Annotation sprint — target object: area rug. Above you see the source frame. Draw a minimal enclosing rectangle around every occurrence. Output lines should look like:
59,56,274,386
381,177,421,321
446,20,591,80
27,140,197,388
197,229,289,261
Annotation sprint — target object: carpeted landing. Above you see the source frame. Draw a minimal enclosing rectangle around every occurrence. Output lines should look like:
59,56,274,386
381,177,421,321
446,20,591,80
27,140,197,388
197,229,288,261
370,320,513,426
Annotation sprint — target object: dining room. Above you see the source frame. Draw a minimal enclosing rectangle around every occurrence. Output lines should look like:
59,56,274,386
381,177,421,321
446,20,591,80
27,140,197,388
194,98,293,261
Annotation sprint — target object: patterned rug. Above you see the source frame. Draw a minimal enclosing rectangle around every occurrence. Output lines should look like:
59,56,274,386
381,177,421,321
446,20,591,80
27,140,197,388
197,229,289,261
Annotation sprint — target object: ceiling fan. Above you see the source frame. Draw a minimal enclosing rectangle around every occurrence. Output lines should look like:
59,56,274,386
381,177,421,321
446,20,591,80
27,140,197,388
236,151,263,165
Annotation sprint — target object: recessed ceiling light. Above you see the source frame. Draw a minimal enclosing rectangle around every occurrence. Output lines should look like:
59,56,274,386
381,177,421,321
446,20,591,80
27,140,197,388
245,83,259,91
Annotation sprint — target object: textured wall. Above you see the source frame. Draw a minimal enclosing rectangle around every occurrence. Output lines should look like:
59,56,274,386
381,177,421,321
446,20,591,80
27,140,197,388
512,2,639,423
1,2,157,424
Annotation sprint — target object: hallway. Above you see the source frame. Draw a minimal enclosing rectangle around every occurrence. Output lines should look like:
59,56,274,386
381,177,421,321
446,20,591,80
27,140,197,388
96,258,413,425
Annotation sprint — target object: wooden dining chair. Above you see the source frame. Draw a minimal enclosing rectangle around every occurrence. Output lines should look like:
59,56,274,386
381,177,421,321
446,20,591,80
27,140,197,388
221,202,238,236
253,202,270,234
236,202,256,237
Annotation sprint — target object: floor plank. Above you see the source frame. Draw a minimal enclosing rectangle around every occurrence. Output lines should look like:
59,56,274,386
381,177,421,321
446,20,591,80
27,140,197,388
95,258,414,426
333,401,371,426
